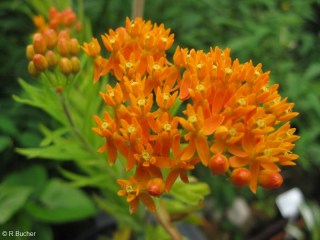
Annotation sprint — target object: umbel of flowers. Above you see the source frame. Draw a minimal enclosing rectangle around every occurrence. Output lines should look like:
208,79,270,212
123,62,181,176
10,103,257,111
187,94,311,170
26,7,82,82
83,17,299,213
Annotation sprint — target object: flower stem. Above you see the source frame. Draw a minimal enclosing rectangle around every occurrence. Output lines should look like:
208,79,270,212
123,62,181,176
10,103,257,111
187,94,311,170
154,201,182,240
132,0,145,19
59,91,97,156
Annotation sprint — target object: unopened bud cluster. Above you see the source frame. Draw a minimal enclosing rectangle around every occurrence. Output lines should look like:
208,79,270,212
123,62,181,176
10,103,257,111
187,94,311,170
26,7,81,77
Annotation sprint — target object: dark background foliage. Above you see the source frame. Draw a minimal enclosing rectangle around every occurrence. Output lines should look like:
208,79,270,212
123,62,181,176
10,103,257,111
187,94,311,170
1,0,320,239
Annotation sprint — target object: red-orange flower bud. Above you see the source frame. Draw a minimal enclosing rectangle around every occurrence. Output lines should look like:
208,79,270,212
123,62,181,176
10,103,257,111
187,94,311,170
258,170,283,189
69,38,80,55
33,54,48,71
58,30,70,40
57,38,70,56
147,178,165,196
75,21,83,32
230,168,251,187
71,56,80,73
28,61,39,76
33,33,47,54
59,57,73,75
209,154,229,174
64,13,76,27
56,86,63,94
43,29,57,49
45,50,59,68
26,44,35,60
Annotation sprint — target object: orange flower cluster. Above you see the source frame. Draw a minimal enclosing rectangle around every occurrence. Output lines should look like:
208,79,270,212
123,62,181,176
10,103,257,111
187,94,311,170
26,7,82,80
86,18,299,213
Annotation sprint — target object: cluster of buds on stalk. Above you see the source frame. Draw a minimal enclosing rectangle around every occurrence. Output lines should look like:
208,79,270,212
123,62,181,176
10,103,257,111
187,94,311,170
26,7,82,81
82,17,299,213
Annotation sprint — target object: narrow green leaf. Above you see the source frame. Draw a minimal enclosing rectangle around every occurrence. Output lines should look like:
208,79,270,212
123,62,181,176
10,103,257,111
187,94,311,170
25,179,96,223
0,184,32,225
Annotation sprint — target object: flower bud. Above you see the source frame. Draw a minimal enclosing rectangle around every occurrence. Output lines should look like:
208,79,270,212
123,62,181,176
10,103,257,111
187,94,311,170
58,30,70,40
43,28,57,49
28,61,39,76
64,12,76,26
71,56,80,73
26,44,35,60
209,154,229,174
147,178,165,196
230,168,251,187
56,86,63,94
258,170,283,189
33,33,47,54
45,50,59,68
33,54,48,71
75,21,83,32
69,38,80,55
57,38,70,56
59,57,73,75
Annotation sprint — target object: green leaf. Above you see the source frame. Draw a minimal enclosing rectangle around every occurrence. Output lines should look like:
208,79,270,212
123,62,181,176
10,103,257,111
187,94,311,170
58,167,116,189
16,137,93,161
0,115,18,136
39,125,69,147
0,135,12,152
0,184,32,225
25,179,96,223
93,194,140,231
303,63,320,82
13,79,67,125
169,179,210,206
3,165,47,197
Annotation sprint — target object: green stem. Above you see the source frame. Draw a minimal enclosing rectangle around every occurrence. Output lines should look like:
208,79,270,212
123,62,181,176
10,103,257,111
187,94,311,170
132,0,145,19
154,201,182,240
59,91,98,155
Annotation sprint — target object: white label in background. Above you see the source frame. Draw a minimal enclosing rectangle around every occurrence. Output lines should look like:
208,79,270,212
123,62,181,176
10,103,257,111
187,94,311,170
276,188,304,218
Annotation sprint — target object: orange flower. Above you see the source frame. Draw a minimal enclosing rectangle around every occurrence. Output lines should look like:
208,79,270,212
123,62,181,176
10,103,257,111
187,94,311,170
82,38,101,57
179,104,224,165
85,17,300,212
117,176,156,213
92,113,118,165
165,136,200,191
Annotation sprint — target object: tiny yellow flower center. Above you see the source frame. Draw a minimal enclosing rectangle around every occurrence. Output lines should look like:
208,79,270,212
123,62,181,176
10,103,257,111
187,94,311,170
228,128,237,137
197,63,203,69
163,123,172,132
153,64,161,71
225,68,232,75
196,84,205,92
127,126,136,134
161,37,167,43
126,185,137,195
126,62,134,68
212,64,217,70
237,98,246,106
163,93,170,101
108,90,114,97
109,38,116,44
188,115,197,123
262,85,269,92
142,151,151,161
254,70,261,76
264,148,271,156
101,121,109,130
138,98,147,107
256,119,265,128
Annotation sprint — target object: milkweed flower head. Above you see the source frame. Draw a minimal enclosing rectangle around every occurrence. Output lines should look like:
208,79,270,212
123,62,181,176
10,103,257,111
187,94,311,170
26,7,82,91
85,17,300,213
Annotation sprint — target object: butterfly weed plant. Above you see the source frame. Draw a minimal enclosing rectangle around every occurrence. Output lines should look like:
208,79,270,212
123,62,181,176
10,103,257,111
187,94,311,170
15,3,300,239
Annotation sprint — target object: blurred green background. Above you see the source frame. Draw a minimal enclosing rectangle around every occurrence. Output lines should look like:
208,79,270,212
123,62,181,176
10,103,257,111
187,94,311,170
1,0,320,239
